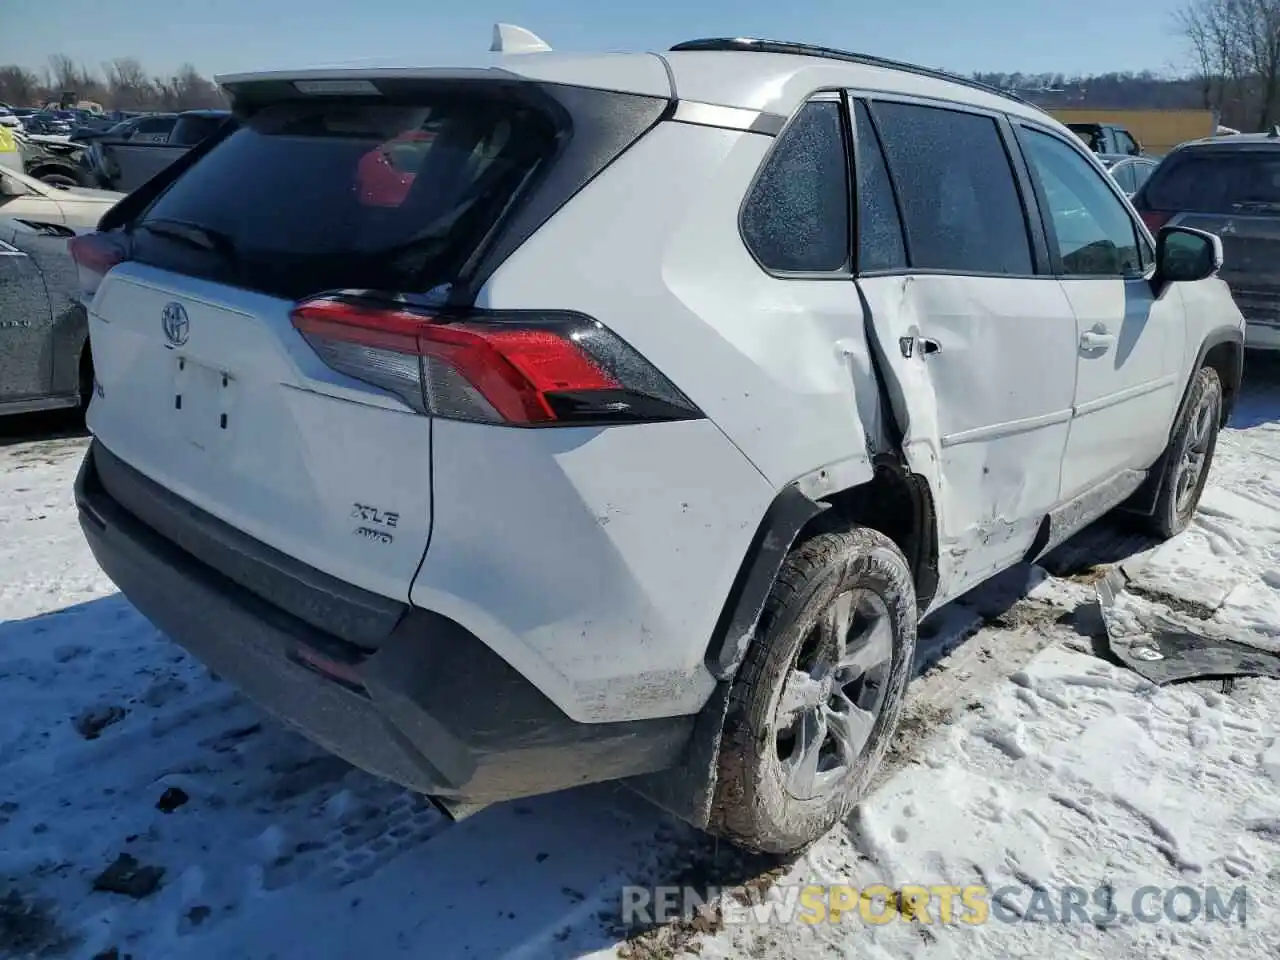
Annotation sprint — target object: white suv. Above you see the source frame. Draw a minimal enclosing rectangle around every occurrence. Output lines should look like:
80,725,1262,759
71,32,1244,853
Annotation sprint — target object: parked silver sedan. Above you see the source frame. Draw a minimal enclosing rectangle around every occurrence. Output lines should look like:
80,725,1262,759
0,216,94,417
0,165,123,228
1099,153,1159,197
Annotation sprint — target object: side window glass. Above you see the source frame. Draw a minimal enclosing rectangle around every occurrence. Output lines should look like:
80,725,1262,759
133,119,171,143
741,100,850,273
1021,127,1143,277
1113,162,1137,194
1120,132,1141,156
1132,161,1155,191
852,101,906,272
871,101,1033,275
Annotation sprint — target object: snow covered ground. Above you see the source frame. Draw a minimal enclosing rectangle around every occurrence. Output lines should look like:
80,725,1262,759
2,360,1279,960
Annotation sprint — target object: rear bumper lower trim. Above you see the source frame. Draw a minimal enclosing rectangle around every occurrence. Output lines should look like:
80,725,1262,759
76,439,694,803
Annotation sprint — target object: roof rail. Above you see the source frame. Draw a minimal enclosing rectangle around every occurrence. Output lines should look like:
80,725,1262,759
668,38,1040,111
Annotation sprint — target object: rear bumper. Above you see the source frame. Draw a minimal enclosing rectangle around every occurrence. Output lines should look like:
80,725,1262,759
75,439,693,803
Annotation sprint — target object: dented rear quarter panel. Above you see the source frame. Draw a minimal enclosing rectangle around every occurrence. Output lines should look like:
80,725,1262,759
482,120,881,493
469,122,887,722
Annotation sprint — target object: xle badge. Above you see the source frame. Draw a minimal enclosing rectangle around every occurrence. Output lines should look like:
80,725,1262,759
351,503,400,528
352,503,399,544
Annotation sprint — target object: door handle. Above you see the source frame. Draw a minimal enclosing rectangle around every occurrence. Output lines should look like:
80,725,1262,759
898,336,942,359
1079,329,1116,351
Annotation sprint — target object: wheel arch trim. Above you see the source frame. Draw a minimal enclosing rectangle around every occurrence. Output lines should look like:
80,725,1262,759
1126,325,1241,516
702,485,827,681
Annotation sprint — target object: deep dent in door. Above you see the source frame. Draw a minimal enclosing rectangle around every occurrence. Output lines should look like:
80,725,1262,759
856,274,1067,608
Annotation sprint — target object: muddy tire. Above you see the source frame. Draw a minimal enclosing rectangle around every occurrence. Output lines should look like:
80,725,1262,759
1143,366,1223,540
708,527,916,854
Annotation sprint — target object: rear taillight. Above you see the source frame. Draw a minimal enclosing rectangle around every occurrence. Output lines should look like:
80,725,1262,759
68,231,128,298
290,294,702,426
1139,210,1172,234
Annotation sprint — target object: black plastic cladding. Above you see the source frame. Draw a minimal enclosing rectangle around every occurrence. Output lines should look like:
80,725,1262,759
670,38,1041,112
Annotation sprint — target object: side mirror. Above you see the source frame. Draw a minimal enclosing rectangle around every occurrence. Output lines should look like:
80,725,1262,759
0,174,27,197
1154,225,1222,287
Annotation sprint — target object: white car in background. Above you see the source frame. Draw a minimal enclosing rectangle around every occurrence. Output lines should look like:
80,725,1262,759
0,165,123,229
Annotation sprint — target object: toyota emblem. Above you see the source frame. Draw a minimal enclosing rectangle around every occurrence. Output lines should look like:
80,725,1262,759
162,301,189,347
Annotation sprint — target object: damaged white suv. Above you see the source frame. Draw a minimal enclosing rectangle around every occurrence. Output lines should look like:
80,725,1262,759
72,32,1244,853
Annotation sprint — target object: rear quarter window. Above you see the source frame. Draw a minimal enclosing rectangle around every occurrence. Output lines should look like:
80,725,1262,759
740,100,850,273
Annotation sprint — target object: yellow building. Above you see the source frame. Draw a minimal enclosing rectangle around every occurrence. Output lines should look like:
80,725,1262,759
1049,108,1219,155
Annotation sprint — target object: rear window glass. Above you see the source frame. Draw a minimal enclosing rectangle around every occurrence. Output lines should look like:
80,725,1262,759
133,95,557,299
1145,151,1280,213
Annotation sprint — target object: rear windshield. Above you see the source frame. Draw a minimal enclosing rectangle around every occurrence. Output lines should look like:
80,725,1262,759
132,94,558,299
1145,150,1280,213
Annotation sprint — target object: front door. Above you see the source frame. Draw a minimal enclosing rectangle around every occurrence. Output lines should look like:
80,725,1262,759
1015,123,1184,501
849,97,1078,605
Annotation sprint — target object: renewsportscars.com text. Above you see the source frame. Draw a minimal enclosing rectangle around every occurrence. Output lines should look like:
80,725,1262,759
620,883,1249,926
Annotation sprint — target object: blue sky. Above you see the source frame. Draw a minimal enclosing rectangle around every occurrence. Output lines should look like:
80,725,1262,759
2,0,1190,80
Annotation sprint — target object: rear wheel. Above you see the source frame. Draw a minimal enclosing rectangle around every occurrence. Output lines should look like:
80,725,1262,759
709,527,916,854
1143,366,1222,539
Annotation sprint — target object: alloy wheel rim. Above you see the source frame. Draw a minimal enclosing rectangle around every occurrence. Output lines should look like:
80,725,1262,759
1174,392,1215,515
774,588,894,802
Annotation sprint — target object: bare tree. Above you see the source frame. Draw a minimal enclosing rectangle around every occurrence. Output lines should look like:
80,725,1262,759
103,57,156,110
153,64,224,110
0,65,41,106
0,55,227,112
1178,0,1280,131
45,53,105,104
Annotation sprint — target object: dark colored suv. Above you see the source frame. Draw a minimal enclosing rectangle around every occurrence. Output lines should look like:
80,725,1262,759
1133,133,1280,351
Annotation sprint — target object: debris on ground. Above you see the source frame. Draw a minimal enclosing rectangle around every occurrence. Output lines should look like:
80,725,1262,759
155,787,190,814
1096,538,1280,684
91,854,165,900
72,704,126,740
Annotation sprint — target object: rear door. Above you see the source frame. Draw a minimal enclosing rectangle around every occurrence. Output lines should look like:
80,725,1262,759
849,97,1077,602
85,89,561,602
